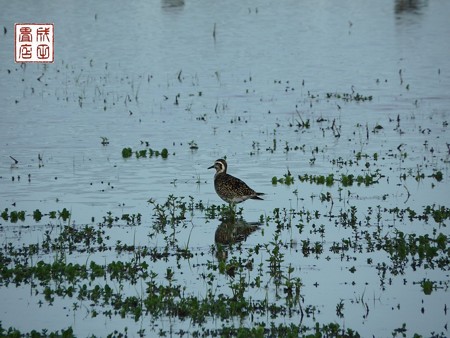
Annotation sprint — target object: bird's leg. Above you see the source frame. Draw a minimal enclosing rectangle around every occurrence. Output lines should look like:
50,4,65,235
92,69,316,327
227,202,237,222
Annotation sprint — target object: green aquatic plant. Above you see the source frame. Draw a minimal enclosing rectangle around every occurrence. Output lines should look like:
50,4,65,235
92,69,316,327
1,208,9,221
122,147,132,158
122,146,170,159
148,195,192,238
136,149,147,158
272,170,294,185
430,170,443,182
298,170,384,187
33,209,42,221
1,193,449,337
10,211,21,223
120,213,142,226
294,109,310,129
336,299,345,318
421,279,434,295
0,324,75,337
59,208,71,222
326,91,373,102
298,173,334,186
339,172,382,187
1,209,26,223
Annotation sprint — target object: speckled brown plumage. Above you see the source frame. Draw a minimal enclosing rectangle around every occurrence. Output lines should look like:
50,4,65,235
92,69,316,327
208,159,264,204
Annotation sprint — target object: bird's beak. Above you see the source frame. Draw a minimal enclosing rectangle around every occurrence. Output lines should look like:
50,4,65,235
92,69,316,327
208,164,215,169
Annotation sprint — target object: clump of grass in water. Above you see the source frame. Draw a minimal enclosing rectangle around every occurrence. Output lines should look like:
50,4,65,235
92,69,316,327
149,196,184,230
1,194,449,337
1,208,70,223
298,173,334,186
122,146,169,159
420,279,434,295
272,170,294,185
326,91,373,102
1,208,25,222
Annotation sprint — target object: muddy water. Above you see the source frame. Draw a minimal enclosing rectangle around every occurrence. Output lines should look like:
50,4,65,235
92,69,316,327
1,0,449,336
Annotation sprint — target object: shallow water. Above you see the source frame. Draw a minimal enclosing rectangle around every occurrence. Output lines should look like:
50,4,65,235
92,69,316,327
1,0,449,337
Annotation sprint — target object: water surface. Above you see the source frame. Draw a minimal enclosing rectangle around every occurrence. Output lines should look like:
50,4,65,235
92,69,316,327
1,0,449,336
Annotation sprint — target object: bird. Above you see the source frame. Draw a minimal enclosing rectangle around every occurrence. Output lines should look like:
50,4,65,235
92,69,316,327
208,158,264,204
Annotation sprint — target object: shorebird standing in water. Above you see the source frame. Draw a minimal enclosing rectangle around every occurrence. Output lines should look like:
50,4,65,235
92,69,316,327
208,159,264,204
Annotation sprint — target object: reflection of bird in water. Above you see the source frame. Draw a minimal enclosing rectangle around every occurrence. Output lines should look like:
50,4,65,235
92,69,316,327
208,159,264,205
214,219,261,245
214,220,261,272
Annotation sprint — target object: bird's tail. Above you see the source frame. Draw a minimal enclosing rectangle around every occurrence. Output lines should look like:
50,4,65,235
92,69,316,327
251,192,265,200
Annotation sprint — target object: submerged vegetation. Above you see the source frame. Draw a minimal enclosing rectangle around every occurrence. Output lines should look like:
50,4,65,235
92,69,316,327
1,63,449,335
0,192,448,336
121,146,169,159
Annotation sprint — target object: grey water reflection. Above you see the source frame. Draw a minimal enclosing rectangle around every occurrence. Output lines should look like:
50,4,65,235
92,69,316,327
161,0,185,11
395,0,428,15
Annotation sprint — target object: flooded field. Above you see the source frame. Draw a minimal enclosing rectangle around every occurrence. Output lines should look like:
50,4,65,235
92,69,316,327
1,0,449,337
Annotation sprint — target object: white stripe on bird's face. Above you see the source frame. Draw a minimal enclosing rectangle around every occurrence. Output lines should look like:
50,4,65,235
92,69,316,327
214,160,227,174
208,159,227,175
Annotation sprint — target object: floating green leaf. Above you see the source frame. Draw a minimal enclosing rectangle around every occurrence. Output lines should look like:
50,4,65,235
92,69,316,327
122,147,133,158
